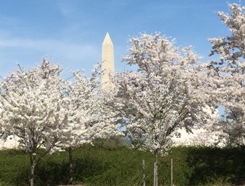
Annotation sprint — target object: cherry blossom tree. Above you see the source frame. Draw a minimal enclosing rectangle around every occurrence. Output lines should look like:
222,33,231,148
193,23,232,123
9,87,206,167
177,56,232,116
110,33,214,185
208,3,245,146
0,60,68,186
58,64,119,184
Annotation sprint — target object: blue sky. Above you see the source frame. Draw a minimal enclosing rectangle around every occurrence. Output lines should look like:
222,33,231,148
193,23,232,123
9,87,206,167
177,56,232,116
0,0,244,78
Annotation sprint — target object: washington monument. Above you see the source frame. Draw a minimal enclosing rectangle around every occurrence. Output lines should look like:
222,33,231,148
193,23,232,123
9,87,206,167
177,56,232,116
102,32,114,90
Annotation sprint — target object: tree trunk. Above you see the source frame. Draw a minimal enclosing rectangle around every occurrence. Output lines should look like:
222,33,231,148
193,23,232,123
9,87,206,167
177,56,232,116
154,153,158,186
142,159,146,186
171,158,173,186
29,154,37,186
68,147,74,185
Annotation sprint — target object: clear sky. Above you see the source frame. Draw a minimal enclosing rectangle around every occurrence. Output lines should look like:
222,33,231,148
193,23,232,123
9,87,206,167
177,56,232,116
0,0,244,78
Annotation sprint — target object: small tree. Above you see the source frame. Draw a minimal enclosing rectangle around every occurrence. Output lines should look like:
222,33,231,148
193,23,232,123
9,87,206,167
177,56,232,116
58,65,119,184
0,60,68,186
111,33,213,185
208,3,245,146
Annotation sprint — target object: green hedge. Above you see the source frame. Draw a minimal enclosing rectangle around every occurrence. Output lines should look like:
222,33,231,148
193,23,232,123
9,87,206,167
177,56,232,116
0,145,244,186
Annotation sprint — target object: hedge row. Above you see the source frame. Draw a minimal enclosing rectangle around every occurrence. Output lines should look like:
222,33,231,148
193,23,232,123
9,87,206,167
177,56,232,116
0,143,244,185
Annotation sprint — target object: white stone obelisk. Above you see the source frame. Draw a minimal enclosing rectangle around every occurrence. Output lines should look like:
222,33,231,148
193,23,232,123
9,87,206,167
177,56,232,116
102,32,114,90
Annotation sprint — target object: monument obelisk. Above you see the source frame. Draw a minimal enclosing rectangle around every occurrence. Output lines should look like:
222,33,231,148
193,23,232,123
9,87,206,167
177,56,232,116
102,32,114,90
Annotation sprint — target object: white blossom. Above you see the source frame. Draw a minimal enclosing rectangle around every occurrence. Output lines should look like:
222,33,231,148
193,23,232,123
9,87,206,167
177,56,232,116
208,3,245,147
110,33,213,155
0,60,67,186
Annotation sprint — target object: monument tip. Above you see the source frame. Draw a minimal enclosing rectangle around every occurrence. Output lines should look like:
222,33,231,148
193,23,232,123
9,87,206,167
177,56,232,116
103,32,113,46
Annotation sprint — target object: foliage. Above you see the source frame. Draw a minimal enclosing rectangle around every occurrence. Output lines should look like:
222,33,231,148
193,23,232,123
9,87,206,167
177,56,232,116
187,146,245,185
0,144,245,186
0,149,29,186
